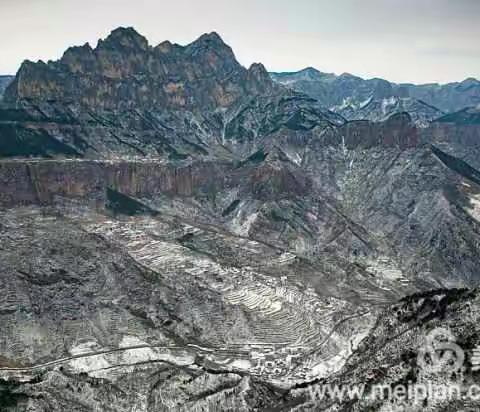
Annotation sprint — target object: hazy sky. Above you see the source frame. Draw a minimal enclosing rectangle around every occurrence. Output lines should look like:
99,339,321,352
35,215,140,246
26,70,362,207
1,0,479,84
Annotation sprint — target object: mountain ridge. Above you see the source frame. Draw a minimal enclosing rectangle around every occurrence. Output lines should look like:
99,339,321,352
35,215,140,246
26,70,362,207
271,67,480,123
5,27,279,112
271,66,479,88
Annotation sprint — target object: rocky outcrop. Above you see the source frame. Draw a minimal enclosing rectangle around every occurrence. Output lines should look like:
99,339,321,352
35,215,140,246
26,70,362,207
421,110,480,170
338,113,419,149
0,159,224,207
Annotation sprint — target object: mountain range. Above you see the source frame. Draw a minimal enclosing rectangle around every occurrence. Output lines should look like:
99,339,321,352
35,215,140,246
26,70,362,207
271,67,480,125
1,28,480,411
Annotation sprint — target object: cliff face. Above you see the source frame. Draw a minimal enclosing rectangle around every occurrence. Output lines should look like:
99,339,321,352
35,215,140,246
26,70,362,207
339,112,419,149
0,160,224,207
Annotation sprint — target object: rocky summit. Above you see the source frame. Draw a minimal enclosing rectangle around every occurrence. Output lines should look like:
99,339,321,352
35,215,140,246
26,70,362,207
1,28,480,411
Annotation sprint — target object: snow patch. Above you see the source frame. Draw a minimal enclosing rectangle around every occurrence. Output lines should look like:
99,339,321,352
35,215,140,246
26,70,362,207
230,359,253,370
70,341,100,356
365,256,410,287
381,97,398,115
467,194,480,222
230,212,258,237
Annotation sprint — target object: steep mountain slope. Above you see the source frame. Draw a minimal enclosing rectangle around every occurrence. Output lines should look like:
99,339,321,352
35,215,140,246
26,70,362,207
436,106,480,125
271,68,479,124
422,106,480,172
282,288,480,411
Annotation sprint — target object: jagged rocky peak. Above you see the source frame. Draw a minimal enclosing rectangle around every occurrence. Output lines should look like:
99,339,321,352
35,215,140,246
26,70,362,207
298,66,324,78
185,31,237,62
193,30,227,46
4,28,279,111
247,62,275,94
98,26,150,50
248,62,269,78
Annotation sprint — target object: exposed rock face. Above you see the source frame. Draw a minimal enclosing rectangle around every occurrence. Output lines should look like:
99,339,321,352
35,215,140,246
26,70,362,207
5,29,275,111
1,28,480,411
0,159,223,207
271,67,480,123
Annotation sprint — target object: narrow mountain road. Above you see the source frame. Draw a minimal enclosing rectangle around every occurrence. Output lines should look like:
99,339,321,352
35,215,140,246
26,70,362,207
0,311,371,374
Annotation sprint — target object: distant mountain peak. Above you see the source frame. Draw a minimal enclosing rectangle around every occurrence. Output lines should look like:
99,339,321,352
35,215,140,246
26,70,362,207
462,77,480,84
155,40,174,53
0,75,14,101
338,72,363,81
270,67,335,83
300,67,322,75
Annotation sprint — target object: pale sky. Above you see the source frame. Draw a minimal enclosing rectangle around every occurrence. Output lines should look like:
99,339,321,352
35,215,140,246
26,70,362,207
1,0,479,84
